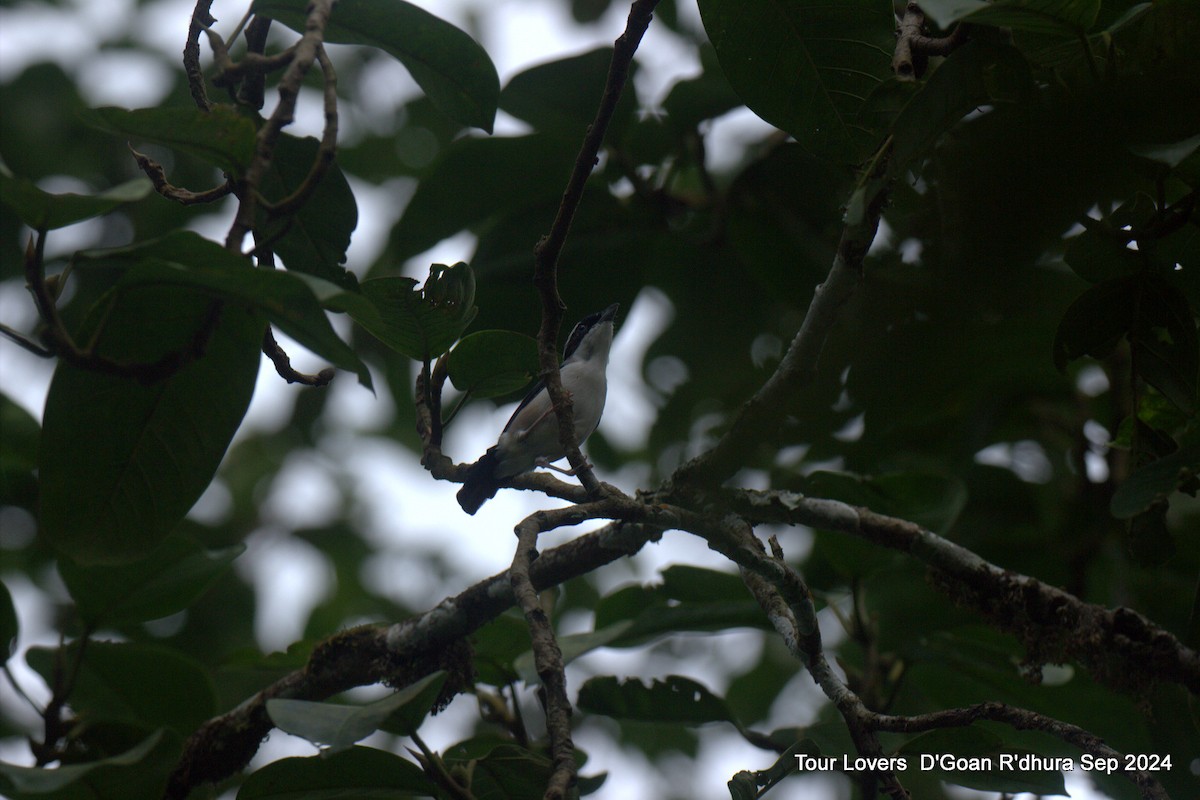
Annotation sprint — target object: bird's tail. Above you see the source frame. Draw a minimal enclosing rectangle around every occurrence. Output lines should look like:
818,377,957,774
457,448,502,515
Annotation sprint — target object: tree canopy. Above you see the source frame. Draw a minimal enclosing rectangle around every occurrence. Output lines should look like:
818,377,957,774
0,1,1198,799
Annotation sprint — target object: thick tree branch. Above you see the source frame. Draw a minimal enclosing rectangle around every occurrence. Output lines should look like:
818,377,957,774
870,703,1168,799
164,520,661,799
726,488,1200,695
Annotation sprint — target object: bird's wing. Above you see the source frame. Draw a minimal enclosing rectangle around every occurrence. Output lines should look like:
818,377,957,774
501,377,548,434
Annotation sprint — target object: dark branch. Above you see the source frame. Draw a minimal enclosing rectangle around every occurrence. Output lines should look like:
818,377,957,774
130,146,234,205
892,2,969,81
262,326,334,387
530,0,661,498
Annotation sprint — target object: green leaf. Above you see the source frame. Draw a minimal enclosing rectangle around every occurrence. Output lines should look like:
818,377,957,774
27,641,217,735
1053,277,1138,372
890,42,1033,174
442,740,557,799
237,746,436,799
803,471,968,535
258,134,359,289
79,231,372,387
0,581,16,661
660,45,743,134
1064,225,1140,284
38,286,262,565
80,105,257,175
697,0,895,164
0,393,40,510
266,671,446,751
0,731,171,800
58,531,245,625
500,48,635,140
252,0,499,132
1131,279,1199,414
389,134,579,261
514,578,768,681
900,727,1069,795
447,331,539,398
352,266,477,361
577,675,738,726
0,162,151,231
1111,442,1200,519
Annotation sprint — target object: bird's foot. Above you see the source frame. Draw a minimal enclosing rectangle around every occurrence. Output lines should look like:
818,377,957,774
535,455,591,476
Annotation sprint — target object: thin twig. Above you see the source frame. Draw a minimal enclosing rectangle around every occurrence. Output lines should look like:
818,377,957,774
892,2,968,81
237,16,275,110
510,516,576,799
184,1,215,111
130,145,234,205
258,44,338,216
870,703,1168,799
225,0,335,253
23,232,220,383
530,0,661,498
0,322,52,357
262,326,334,386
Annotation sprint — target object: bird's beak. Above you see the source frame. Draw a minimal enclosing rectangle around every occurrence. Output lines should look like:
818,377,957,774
600,303,619,323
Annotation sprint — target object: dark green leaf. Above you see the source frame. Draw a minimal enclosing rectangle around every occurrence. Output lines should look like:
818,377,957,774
660,45,743,133
900,727,1069,795
237,746,435,799
1132,279,1199,413
352,267,477,360
1127,501,1175,565
1111,442,1200,518
890,42,1033,174
389,134,579,261
804,471,968,535
58,531,245,625
500,48,634,140
697,0,895,164
577,675,738,726
27,641,216,735
0,392,39,510
1053,277,1138,372
80,105,257,175
267,671,446,751
39,286,262,565
258,134,359,289
0,731,171,800
252,0,498,132
0,162,151,231
442,740,563,799
447,330,539,398
1064,224,1141,283
79,232,372,386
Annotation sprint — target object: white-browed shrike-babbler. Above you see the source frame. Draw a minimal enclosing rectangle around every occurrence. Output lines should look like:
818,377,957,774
456,303,619,515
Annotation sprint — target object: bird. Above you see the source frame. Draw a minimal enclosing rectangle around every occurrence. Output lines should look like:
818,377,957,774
456,303,619,514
